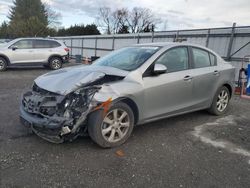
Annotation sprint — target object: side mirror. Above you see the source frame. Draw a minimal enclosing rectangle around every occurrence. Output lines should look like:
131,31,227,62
11,46,18,51
154,64,167,74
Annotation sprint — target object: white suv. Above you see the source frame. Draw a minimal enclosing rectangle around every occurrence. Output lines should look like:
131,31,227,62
0,38,69,71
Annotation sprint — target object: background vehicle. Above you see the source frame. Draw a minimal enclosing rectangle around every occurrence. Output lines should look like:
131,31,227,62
0,38,69,71
20,42,235,148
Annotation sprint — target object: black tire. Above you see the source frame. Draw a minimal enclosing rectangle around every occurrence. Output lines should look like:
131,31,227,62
208,86,230,116
0,57,7,71
88,102,134,148
49,57,62,70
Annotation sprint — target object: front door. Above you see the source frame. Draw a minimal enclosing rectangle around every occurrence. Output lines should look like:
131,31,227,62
8,39,35,64
142,46,194,120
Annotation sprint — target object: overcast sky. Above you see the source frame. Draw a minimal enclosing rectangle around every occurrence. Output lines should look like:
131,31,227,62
0,0,249,30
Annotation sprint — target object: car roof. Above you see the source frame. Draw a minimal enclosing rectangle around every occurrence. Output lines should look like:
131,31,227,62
3,38,64,48
135,42,203,48
16,37,57,41
134,42,218,55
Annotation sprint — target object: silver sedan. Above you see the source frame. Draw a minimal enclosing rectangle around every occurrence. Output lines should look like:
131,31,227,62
20,42,235,148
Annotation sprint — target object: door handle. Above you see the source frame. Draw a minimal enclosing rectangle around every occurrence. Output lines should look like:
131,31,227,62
213,70,220,75
184,75,193,81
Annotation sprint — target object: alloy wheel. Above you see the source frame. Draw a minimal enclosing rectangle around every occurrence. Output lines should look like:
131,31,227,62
216,89,229,112
101,109,130,143
51,59,61,69
0,59,5,70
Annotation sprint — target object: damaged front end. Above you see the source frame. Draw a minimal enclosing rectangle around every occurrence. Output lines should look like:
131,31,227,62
20,83,102,143
20,65,128,143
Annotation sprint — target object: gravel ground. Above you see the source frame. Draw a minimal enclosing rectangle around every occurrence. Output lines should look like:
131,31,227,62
0,64,250,188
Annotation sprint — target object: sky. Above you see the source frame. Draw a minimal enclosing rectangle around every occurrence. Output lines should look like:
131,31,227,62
0,0,249,31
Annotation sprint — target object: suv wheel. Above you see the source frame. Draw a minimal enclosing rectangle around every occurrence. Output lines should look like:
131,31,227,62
208,86,230,115
49,57,62,70
0,57,7,71
88,102,134,148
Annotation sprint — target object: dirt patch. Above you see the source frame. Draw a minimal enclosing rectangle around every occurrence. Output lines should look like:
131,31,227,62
192,115,250,163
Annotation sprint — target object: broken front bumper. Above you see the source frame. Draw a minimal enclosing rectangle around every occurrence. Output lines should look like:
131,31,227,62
19,84,105,143
20,102,77,143
20,105,66,129
20,105,70,143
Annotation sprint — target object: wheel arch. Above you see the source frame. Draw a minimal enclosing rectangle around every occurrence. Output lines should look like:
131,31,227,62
222,83,233,98
48,54,63,63
117,97,140,125
0,54,10,65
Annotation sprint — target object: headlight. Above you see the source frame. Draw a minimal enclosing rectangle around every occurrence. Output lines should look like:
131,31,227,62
60,86,102,119
64,100,71,108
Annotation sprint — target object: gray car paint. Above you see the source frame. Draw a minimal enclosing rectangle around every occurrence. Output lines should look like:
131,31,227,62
35,65,129,95
34,42,235,125
20,42,235,143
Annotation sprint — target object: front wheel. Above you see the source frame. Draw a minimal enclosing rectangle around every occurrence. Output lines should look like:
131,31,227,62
0,57,7,71
88,102,134,148
208,86,230,115
49,57,62,70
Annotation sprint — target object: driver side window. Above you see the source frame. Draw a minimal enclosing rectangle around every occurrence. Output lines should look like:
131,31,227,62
12,40,33,49
155,47,189,73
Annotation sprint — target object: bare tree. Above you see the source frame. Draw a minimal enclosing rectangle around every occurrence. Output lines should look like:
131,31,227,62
44,3,62,28
96,7,112,34
97,7,159,34
127,7,158,33
113,8,129,33
97,7,129,34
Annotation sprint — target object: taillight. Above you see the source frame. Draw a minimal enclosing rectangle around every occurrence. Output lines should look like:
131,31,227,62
64,48,70,52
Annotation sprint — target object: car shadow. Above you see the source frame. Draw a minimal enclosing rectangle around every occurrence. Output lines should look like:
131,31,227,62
12,109,231,151
5,62,81,72
64,110,213,149
132,110,211,134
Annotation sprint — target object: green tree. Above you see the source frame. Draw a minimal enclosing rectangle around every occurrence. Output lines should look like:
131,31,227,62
57,24,100,36
8,0,49,37
84,24,101,35
0,21,10,38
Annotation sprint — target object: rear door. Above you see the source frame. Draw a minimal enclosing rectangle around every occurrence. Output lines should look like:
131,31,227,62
190,47,220,108
33,40,61,63
8,39,35,64
143,46,195,120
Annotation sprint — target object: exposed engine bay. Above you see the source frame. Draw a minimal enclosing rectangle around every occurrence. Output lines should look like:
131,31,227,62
20,74,124,143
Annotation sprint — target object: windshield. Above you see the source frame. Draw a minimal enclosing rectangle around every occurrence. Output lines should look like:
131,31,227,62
0,39,15,48
0,42,8,48
93,46,160,71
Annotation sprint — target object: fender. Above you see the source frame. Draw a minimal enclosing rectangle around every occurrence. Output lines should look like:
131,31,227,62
0,53,11,65
47,54,63,62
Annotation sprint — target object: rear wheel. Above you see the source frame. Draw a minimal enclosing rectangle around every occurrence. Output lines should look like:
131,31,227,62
49,57,62,70
208,86,230,115
0,57,7,71
88,102,134,148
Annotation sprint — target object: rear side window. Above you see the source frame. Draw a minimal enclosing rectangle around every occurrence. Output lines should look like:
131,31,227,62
34,40,61,48
155,47,189,73
192,48,210,68
209,53,217,66
50,41,61,48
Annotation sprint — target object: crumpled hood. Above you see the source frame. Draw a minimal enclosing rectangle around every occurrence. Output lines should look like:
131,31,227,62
35,65,129,95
